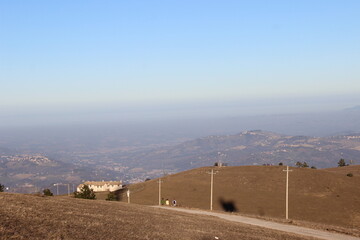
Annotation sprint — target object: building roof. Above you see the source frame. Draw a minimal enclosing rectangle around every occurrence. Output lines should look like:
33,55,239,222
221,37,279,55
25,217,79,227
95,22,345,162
82,181,122,187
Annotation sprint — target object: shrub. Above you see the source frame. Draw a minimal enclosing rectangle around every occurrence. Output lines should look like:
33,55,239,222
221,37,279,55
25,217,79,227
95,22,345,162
296,161,309,168
347,173,353,177
0,183,4,192
74,185,96,200
338,159,346,167
43,189,53,196
106,192,117,201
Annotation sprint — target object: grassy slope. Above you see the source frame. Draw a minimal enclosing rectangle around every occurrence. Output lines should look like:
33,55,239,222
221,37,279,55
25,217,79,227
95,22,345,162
122,166,360,229
0,193,315,240
323,165,360,176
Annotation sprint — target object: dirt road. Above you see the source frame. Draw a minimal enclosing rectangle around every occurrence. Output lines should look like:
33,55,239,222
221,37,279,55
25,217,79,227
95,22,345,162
153,206,360,240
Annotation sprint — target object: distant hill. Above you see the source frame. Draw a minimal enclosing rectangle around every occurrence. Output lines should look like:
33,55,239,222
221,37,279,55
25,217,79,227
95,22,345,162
0,192,315,240
345,105,360,111
134,130,360,173
0,153,117,193
123,165,360,230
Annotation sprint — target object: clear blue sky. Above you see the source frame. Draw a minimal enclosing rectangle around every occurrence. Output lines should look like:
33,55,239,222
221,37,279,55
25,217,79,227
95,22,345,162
1,0,360,124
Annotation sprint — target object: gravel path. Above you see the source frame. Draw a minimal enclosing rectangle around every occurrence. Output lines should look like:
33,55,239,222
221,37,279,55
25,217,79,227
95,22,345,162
152,206,360,240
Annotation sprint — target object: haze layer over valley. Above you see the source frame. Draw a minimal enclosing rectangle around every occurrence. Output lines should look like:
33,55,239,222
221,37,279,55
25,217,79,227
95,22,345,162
1,106,360,193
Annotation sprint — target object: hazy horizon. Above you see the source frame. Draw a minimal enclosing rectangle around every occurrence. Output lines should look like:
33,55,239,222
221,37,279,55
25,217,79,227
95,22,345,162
1,1,360,129
1,94,359,128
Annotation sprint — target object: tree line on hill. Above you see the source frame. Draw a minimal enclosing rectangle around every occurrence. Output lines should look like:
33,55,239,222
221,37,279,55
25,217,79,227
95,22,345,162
276,158,351,169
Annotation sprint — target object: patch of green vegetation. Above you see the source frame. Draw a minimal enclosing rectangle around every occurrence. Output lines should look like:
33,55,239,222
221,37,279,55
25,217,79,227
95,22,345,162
43,189,53,196
105,192,117,201
74,185,96,200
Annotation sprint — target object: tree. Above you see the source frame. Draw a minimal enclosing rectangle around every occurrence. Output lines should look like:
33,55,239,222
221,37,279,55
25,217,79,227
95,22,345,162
0,183,4,192
43,188,53,196
74,185,96,200
338,158,346,167
106,192,117,201
278,162,283,166
296,161,309,168
311,166,317,169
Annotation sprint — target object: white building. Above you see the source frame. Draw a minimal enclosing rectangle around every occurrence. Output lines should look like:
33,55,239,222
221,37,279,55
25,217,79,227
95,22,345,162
77,181,122,192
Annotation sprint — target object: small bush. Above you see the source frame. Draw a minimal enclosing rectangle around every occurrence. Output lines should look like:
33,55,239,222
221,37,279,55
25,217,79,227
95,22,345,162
0,183,4,192
43,189,53,196
295,161,309,168
106,192,117,201
347,173,353,177
338,158,346,167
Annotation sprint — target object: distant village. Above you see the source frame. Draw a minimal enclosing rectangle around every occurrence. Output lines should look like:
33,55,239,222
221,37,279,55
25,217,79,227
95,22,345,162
0,154,53,165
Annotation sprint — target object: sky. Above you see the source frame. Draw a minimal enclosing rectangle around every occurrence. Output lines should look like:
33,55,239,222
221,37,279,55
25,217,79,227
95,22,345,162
1,0,360,126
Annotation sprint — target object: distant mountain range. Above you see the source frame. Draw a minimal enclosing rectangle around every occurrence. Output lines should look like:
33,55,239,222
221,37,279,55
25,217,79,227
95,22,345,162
134,130,360,172
1,130,360,192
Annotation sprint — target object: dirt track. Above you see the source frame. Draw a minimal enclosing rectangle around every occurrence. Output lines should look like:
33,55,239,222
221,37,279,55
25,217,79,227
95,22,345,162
153,206,360,240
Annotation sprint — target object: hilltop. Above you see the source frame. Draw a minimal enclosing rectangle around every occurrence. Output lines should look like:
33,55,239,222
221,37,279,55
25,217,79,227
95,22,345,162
121,165,360,232
0,192,315,240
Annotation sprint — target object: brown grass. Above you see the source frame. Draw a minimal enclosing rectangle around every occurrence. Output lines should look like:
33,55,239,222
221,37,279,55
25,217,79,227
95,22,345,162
121,166,360,232
323,165,360,176
0,193,316,240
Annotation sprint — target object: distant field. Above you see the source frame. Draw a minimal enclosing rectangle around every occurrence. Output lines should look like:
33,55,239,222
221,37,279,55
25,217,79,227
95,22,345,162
120,165,360,231
0,193,315,240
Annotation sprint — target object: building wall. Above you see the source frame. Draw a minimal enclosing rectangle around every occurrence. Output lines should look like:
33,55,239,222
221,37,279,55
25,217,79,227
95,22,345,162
77,182,122,192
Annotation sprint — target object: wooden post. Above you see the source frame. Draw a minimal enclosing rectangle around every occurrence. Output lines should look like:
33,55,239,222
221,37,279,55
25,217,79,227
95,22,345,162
283,166,293,219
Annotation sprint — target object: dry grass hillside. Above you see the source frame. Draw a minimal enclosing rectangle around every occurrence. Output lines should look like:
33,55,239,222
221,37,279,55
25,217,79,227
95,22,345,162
121,165,360,230
323,165,360,176
0,193,316,240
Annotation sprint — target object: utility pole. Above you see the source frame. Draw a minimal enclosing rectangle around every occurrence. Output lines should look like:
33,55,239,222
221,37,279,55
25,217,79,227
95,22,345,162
217,152,226,167
207,169,218,211
283,166,293,220
127,189,130,204
158,178,163,206
56,184,59,195
67,184,70,196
